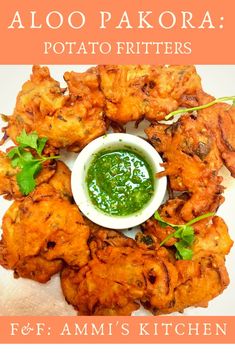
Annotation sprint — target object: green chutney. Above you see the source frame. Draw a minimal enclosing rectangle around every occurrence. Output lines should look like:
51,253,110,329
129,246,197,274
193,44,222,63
86,148,154,216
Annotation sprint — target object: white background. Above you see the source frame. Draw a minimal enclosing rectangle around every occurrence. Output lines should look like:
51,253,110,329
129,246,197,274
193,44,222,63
0,65,234,316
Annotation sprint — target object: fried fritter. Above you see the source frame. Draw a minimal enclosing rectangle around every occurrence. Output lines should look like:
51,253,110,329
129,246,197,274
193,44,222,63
141,211,232,314
157,252,229,315
142,197,233,252
146,119,224,221
142,198,188,247
93,88,233,316
0,150,56,200
47,160,72,201
64,68,104,108
3,66,106,152
3,66,66,144
0,165,90,283
85,218,136,249
196,91,235,177
61,214,232,316
192,216,233,257
146,90,235,221
99,65,201,124
61,239,178,316
13,256,63,284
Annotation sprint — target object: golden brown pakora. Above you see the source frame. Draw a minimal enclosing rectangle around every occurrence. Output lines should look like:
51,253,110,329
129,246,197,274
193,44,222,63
192,216,233,256
146,89,235,222
0,164,90,283
61,214,232,316
142,198,188,247
61,236,178,316
99,65,201,124
142,212,232,314
0,150,56,200
142,197,233,251
196,91,235,177
157,252,229,315
2,66,106,152
139,201,233,314
146,118,224,221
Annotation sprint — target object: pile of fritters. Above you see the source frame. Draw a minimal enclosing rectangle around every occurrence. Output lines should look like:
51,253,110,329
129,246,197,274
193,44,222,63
1,64,202,150
0,64,234,316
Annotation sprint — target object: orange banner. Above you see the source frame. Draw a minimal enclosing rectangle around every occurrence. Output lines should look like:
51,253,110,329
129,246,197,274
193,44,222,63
0,316,234,344
0,0,234,64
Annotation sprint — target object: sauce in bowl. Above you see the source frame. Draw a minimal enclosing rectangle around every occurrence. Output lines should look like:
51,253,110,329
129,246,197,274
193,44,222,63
72,133,166,229
86,148,154,216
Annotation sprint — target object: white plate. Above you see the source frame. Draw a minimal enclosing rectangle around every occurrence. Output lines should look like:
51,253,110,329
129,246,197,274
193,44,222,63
0,65,235,316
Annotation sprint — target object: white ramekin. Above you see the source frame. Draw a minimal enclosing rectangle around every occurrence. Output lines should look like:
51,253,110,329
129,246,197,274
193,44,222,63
71,133,166,229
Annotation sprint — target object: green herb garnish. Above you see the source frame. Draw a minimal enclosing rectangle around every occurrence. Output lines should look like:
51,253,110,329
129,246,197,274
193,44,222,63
165,96,235,120
154,211,214,260
7,130,59,195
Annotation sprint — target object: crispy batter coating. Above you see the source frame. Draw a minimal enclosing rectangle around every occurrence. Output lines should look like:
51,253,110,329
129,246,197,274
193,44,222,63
157,252,229,315
99,65,201,124
85,218,137,249
3,66,106,152
13,256,63,284
61,237,178,316
0,150,56,200
0,165,90,283
61,215,232,316
142,198,188,247
146,90,235,221
4,66,66,144
47,160,72,201
196,91,235,177
0,150,20,199
219,108,235,176
142,212,232,314
192,216,233,256
146,118,224,221
142,197,233,252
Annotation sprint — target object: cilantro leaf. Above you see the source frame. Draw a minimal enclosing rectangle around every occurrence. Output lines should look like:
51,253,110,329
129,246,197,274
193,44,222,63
175,241,193,260
20,150,34,162
7,130,59,195
37,137,47,155
155,209,214,260
16,130,38,149
16,161,42,195
7,146,21,159
180,226,194,245
8,148,34,168
165,95,235,120
171,228,183,239
11,156,21,168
